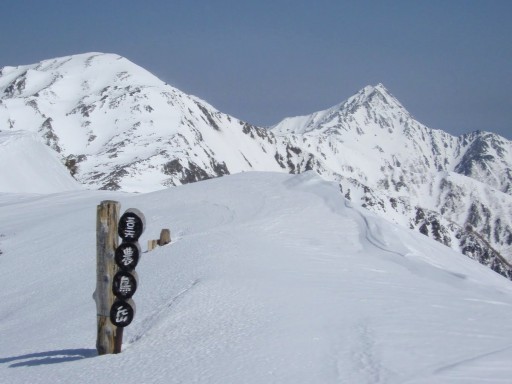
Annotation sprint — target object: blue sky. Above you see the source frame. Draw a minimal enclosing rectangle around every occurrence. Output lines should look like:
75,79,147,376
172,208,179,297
2,0,511,138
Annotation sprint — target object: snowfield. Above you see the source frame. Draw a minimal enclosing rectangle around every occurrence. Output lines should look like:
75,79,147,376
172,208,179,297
1,171,512,383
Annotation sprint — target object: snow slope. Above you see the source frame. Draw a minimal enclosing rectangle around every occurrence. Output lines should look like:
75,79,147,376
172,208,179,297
1,172,512,383
0,130,81,193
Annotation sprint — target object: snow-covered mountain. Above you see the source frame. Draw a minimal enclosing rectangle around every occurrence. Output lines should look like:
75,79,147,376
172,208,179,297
272,85,512,275
2,172,512,383
271,84,512,277
1,52,511,279
0,53,291,192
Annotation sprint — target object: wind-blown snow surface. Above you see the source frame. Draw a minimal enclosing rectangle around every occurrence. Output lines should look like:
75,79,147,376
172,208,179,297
1,172,512,383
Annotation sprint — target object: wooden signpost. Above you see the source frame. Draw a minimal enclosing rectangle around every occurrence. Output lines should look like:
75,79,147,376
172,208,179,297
95,201,145,355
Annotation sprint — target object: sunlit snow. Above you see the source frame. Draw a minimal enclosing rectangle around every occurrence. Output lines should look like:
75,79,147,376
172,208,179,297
1,172,512,383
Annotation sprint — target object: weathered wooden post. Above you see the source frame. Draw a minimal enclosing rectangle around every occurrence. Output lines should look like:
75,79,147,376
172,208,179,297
147,229,171,252
111,208,145,353
95,203,145,355
147,239,159,252
159,229,171,246
94,200,120,355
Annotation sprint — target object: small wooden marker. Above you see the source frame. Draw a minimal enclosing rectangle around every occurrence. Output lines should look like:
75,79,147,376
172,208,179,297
158,229,171,246
147,239,158,252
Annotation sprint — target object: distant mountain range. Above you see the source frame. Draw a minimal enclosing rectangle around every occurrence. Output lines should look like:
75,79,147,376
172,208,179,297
1,52,511,279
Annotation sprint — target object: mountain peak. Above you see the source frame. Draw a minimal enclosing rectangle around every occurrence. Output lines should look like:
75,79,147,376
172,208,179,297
362,82,387,94
350,83,406,113
271,83,413,136
0,52,165,101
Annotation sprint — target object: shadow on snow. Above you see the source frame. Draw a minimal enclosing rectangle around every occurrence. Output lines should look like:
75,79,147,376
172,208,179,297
0,348,96,368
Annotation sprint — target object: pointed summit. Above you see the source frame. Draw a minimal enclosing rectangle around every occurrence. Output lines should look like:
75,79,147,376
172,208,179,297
271,84,413,136
345,83,408,116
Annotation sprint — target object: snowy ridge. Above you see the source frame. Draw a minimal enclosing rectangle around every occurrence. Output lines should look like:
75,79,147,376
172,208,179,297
1,172,512,383
1,53,511,278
